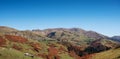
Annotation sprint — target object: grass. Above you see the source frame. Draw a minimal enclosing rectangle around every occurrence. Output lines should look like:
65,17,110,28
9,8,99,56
59,53,74,59
0,47,42,59
1,34,120,59
92,48,120,59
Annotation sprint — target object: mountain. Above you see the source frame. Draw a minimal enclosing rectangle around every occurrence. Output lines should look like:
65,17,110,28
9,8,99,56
40,28,114,46
111,36,120,42
0,26,18,33
43,28,108,40
0,26,120,59
32,28,120,59
0,26,54,41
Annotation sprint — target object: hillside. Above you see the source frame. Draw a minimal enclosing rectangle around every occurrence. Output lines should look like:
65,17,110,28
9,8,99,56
111,36,120,42
0,34,74,59
0,26,18,33
0,26,120,59
92,48,120,59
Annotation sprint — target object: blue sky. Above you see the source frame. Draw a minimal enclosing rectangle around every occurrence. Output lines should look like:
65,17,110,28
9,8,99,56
0,0,120,37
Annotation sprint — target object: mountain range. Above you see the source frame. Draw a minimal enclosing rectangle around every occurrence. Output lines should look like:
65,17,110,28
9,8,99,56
0,26,120,59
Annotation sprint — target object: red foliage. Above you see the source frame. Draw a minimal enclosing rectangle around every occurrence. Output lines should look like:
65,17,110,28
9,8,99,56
69,50,81,59
0,36,6,47
47,46,60,59
30,42,41,52
5,35,28,43
53,55,60,59
81,54,95,59
12,44,22,50
37,53,47,59
48,46,58,56
69,50,94,59
67,45,86,56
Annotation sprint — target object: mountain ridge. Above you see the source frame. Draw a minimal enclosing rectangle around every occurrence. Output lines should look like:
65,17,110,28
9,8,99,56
0,26,117,42
0,26,120,59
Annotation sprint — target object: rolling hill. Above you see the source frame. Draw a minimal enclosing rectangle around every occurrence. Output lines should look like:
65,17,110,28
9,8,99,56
0,26,120,59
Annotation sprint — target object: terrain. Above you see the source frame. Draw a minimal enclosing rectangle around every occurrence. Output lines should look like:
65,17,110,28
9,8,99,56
111,36,120,42
0,26,120,59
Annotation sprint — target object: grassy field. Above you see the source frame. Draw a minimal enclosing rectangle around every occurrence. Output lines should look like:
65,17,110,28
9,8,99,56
0,47,42,59
92,48,120,59
60,53,74,59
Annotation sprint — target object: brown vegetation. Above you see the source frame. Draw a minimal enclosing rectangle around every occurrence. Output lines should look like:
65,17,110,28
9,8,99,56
69,50,81,59
30,42,41,52
5,35,28,43
12,44,22,50
58,46,67,54
47,46,60,59
0,36,6,47
37,53,47,59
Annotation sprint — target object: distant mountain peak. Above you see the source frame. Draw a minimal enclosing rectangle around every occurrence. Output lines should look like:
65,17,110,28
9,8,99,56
111,36,120,42
69,28,86,32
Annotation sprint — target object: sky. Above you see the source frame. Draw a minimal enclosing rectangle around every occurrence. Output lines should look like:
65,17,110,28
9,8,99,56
0,0,120,37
